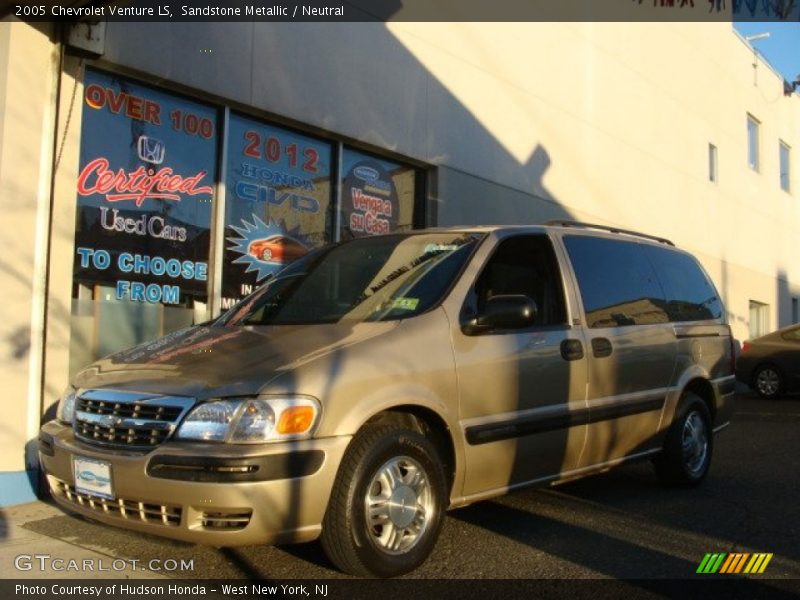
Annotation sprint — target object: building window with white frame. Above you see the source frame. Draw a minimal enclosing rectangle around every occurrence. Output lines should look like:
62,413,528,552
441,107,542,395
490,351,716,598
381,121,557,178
708,143,718,182
747,114,760,171
749,300,770,339
780,140,791,192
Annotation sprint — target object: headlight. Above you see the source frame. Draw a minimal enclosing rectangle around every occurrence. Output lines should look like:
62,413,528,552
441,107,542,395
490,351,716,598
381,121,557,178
56,386,77,424
176,396,320,443
174,399,240,442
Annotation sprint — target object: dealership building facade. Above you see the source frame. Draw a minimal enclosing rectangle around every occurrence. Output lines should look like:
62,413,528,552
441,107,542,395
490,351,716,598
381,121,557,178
1,20,799,504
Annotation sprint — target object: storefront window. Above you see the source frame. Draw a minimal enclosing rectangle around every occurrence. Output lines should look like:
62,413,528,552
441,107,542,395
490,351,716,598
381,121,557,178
67,71,425,375
221,114,333,307
69,69,217,374
339,149,417,240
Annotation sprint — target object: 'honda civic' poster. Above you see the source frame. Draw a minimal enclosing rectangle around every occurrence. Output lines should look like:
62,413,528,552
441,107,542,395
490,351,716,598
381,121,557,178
221,113,332,308
72,69,217,307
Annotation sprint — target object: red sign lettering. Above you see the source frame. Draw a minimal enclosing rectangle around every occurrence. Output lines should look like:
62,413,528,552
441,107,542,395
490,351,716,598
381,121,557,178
351,188,392,217
84,84,162,125
77,157,213,207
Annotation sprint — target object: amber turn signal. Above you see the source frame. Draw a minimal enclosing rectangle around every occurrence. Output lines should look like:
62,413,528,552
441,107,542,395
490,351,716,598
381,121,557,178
276,406,316,434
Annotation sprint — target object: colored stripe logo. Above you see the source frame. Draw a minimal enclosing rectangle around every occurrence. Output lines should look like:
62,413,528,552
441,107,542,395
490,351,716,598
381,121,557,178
696,552,773,574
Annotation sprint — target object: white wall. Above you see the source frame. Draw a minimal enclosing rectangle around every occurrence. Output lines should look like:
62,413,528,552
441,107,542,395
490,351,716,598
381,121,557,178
99,22,800,341
0,21,58,474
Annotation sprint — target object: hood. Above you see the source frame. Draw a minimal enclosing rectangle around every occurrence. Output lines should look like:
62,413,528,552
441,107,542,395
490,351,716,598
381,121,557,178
72,321,397,400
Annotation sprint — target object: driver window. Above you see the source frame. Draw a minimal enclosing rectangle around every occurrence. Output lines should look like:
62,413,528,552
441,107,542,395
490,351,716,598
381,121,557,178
473,235,567,327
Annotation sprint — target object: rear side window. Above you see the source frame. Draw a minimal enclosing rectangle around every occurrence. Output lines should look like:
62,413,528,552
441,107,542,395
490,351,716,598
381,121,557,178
563,236,668,328
642,246,722,322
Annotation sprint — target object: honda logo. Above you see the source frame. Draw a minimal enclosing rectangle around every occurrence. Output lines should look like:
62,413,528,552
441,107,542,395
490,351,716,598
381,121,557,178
137,136,165,165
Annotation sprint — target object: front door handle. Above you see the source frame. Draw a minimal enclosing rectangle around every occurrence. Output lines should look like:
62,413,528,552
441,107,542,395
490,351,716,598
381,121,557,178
591,337,613,358
560,339,584,361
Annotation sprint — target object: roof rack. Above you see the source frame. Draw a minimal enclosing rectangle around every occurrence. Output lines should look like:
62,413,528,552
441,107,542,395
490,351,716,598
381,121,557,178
545,220,674,246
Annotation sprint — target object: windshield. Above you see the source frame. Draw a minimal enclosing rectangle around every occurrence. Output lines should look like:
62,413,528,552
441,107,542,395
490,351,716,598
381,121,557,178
217,232,483,326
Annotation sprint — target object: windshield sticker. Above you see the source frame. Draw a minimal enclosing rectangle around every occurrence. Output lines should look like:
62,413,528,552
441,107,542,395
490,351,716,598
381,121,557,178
392,297,419,311
424,244,459,254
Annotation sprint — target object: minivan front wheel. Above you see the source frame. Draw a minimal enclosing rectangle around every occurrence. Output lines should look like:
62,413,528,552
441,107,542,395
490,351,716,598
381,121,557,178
321,423,446,577
654,394,712,486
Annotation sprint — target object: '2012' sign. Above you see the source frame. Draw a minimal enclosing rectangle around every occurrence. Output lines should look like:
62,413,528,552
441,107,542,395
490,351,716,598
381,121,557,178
243,130,319,173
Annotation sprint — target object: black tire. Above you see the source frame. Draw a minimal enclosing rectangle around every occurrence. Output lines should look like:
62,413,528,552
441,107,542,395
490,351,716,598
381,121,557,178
753,364,783,399
653,393,713,487
320,423,446,578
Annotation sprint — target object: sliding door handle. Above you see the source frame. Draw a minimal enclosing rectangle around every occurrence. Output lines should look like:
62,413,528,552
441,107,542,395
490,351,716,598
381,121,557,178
591,337,613,358
560,339,584,361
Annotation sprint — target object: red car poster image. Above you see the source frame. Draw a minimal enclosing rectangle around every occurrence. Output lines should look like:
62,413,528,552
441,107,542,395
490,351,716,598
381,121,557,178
247,235,308,263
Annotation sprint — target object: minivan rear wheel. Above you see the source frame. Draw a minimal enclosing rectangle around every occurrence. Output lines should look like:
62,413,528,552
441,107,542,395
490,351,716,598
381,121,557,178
321,423,446,577
653,393,712,486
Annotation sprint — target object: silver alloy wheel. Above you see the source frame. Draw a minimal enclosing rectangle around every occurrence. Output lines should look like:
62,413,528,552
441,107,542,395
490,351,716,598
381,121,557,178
681,411,708,476
364,455,433,555
756,368,780,397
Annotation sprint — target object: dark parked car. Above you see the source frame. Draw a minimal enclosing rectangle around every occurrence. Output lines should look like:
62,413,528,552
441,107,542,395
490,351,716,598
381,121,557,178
736,324,800,399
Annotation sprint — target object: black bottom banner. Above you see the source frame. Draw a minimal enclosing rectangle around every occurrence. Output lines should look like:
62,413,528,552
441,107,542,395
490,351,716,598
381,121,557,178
3,579,799,600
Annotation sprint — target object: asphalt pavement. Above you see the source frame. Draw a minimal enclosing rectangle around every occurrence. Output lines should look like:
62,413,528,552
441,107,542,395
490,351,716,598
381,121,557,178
2,393,799,587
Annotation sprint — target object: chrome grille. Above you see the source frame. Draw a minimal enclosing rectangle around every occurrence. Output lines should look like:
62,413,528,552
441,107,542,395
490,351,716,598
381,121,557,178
77,397,183,420
50,478,182,526
73,389,194,449
74,418,172,446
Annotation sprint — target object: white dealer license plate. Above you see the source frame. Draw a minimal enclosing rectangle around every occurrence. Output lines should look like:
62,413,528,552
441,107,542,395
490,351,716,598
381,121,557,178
72,456,114,500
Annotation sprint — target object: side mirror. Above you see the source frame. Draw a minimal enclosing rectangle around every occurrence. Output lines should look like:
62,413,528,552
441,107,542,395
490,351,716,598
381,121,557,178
463,294,537,335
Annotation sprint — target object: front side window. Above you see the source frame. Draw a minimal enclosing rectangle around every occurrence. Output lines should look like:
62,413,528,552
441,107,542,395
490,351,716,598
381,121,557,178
467,235,567,327
748,114,760,171
564,236,668,328
218,233,481,325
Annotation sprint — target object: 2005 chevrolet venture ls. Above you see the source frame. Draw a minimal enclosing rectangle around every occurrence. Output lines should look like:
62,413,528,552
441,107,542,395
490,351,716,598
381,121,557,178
40,222,735,577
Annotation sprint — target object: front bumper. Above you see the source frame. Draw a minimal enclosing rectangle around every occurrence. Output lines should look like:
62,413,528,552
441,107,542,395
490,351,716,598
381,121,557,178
39,420,351,546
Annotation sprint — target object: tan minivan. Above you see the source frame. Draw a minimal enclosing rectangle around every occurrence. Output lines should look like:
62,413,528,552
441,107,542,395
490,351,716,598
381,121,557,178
40,222,735,577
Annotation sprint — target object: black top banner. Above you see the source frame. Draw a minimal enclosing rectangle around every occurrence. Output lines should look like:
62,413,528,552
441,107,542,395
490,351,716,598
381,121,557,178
4,0,800,22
